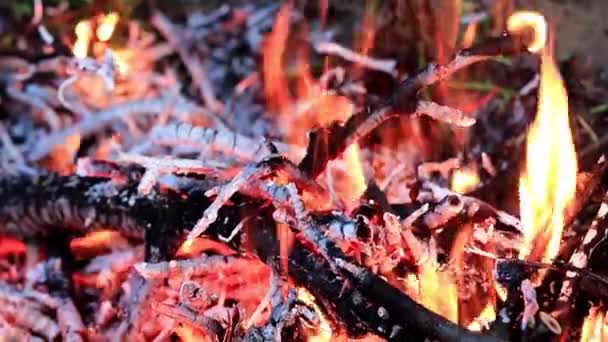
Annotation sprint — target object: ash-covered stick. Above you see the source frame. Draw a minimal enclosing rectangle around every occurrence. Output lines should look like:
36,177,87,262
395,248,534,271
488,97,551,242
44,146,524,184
6,84,61,130
117,153,229,195
151,302,225,339
313,41,398,76
299,32,529,178
0,281,59,310
553,190,608,336
135,255,242,279
0,300,60,341
188,156,279,239
28,95,211,162
0,281,61,341
38,258,85,342
0,122,26,168
188,155,328,240
149,122,305,162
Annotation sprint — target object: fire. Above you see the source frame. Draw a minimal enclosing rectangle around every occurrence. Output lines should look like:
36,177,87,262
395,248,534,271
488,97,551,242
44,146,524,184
72,13,129,74
262,3,292,114
451,168,480,193
297,288,333,342
96,12,119,42
73,20,92,58
415,262,459,323
581,308,607,342
518,46,578,262
507,11,548,53
261,4,366,204
467,302,496,331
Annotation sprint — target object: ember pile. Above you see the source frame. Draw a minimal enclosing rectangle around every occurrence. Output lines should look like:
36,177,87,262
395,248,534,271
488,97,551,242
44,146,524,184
2,0,608,341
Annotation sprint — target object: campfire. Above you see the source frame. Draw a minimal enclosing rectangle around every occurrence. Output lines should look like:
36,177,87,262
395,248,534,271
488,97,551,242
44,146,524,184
1,1,608,341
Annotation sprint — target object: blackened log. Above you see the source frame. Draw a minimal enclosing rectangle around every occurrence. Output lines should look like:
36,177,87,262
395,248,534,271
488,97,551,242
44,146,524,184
0,172,255,261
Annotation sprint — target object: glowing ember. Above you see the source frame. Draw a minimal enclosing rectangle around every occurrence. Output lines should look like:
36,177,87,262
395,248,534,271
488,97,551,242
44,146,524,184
96,12,120,42
70,230,128,257
176,237,235,257
73,20,92,58
518,46,578,263
174,324,205,342
507,11,548,53
581,307,607,342
297,288,333,342
451,168,480,193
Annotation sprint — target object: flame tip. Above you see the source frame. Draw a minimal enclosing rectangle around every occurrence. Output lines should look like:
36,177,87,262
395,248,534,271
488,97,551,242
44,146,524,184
507,11,548,53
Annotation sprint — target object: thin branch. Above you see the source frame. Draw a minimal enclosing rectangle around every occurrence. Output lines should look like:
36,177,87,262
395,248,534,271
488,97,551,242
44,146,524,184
313,41,397,76
151,11,221,112
28,95,209,161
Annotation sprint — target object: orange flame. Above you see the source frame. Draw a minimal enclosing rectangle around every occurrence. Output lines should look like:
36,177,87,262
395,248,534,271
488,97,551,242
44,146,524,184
261,3,366,203
518,45,577,262
73,20,92,58
96,12,119,42
581,307,607,342
262,4,292,114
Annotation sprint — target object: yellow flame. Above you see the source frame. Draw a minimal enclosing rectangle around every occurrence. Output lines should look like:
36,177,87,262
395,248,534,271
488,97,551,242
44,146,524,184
297,288,333,342
467,302,496,331
507,11,547,53
96,12,119,42
418,263,459,323
113,49,131,75
73,20,92,58
518,48,577,263
581,308,607,342
451,168,480,193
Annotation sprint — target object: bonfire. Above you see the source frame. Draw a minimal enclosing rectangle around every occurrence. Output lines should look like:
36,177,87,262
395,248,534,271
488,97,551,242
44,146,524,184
0,1,607,341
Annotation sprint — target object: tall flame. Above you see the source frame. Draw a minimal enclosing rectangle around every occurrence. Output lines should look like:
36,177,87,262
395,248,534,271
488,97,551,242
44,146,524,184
262,4,292,114
96,12,119,42
518,46,577,262
581,308,607,342
73,20,92,58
